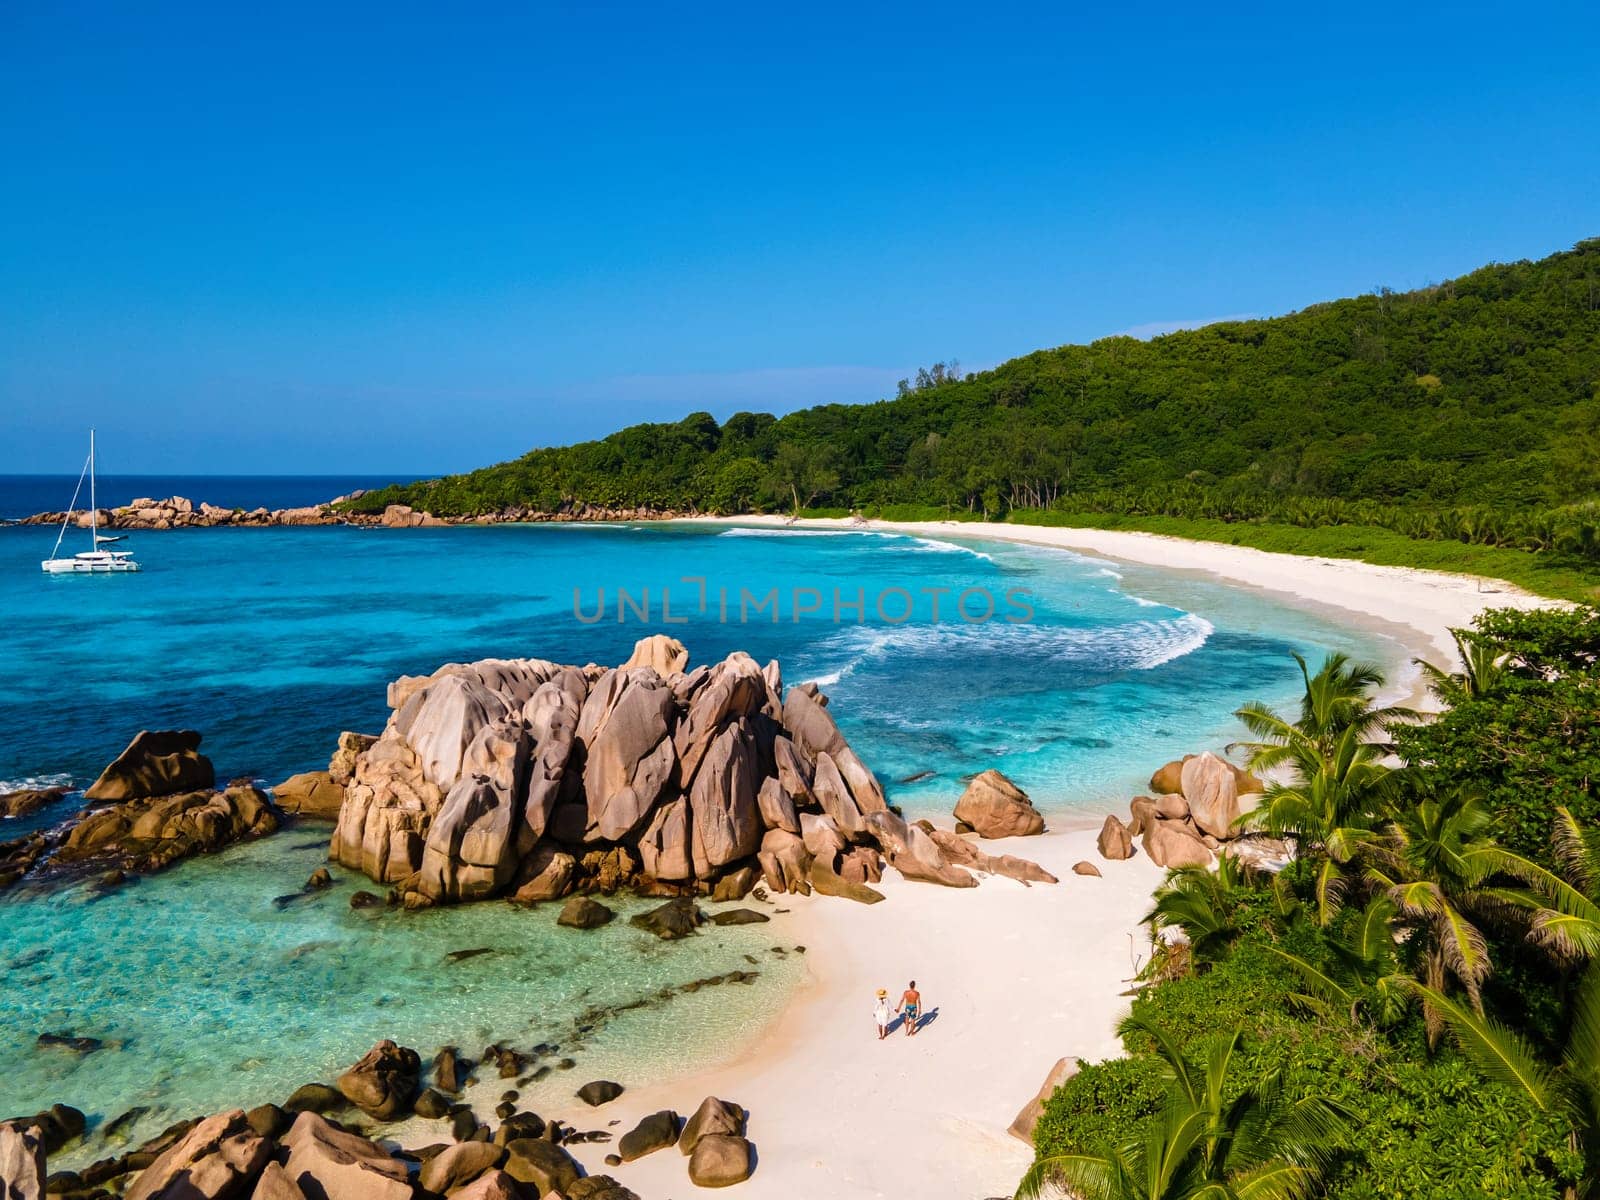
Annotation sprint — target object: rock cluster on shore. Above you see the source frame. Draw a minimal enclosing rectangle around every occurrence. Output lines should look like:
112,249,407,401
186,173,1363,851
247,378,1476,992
10,494,695,532
300,636,1050,908
0,731,280,892
1094,750,1285,870
1,1029,756,1200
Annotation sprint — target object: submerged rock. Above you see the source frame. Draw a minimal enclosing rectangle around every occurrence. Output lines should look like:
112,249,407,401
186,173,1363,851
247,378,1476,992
557,896,615,929
629,897,704,939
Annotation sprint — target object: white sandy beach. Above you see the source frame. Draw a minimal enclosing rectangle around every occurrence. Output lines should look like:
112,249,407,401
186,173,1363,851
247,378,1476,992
447,519,1559,1199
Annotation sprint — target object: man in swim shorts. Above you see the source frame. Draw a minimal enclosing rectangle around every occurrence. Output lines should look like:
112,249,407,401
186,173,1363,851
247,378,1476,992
899,980,922,1037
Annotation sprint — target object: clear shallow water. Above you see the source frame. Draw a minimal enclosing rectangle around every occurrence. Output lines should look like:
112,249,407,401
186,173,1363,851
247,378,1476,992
0,519,1404,1143
1,832,803,1160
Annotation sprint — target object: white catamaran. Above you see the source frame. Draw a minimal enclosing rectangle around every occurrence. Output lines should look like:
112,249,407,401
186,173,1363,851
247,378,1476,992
41,429,141,574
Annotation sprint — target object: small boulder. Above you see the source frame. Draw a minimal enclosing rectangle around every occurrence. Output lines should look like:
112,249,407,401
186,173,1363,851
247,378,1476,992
1097,814,1134,860
577,1080,624,1107
1072,861,1102,877
678,1096,746,1155
1143,820,1214,869
1155,793,1189,820
335,1039,421,1120
952,769,1045,838
557,896,615,929
414,1088,451,1119
618,1110,679,1162
503,1138,580,1195
688,1134,754,1187
282,1083,345,1114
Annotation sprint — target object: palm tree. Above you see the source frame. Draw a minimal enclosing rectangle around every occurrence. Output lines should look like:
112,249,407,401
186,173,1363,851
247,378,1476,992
1145,854,1263,967
1263,893,1410,1029
1501,806,1600,966
1017,1018,1347,1200
1241,726,1398,925
1414,629,1509,706
1232,653,1415,925
1363,785,1541,1039
1234,652,1416,768
1411,967,1600,1195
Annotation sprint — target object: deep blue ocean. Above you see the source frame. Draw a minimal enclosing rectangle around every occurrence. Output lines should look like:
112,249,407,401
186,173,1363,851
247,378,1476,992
0,511,1407,1150
0,474,415,520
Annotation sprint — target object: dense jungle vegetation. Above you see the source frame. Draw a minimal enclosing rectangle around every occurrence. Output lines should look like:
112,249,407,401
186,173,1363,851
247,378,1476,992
1021,606,1600,1200
345,240,1600,592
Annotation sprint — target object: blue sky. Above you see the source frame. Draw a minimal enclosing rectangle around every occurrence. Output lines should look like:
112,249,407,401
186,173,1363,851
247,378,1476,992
2,2,1596,475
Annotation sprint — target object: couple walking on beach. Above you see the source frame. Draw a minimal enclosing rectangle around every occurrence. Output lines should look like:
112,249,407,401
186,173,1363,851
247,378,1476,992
874,981,922,1039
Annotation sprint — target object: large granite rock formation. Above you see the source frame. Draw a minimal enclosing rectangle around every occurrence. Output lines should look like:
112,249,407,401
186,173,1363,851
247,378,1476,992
326,639,937,904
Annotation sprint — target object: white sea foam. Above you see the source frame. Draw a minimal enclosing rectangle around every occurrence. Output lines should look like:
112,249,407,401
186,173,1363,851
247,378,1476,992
901,536,994,561
718,527,855,538
799,612,1214,686
0,772,73,796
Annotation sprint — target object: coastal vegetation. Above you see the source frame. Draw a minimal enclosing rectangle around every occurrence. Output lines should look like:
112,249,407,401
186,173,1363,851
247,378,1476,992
1023,605,1600,1199
342,240,1600,597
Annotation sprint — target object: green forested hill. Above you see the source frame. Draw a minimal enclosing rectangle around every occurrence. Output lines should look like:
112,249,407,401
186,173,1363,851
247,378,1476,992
348,239,1600,575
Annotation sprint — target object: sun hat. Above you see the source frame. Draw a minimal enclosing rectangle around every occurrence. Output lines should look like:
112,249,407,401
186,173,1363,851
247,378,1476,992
876,988,887,997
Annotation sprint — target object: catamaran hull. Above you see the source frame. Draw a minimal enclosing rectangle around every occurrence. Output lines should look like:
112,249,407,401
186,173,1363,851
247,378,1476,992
41,557,141,574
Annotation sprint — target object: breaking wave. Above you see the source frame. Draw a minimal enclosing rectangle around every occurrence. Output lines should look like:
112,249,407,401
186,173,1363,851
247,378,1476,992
797,612,1214,688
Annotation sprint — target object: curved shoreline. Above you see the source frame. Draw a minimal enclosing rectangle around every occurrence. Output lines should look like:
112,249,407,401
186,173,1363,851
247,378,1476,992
506,514,1558,1199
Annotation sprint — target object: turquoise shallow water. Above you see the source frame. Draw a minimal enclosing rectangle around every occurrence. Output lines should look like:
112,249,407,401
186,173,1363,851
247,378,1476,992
0,520,1406,1146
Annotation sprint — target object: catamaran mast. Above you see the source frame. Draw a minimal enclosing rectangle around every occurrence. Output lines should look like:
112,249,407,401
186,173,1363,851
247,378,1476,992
89,428,97,548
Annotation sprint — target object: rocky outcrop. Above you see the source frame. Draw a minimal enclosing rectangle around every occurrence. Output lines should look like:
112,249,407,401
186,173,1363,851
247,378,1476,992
38,783,280,883
326,639,907,905
864,810,976,888
84,730,215,802
953,770,1045,839
124,1109,272,1200
925,828,1058,884
279,1112,411,1200
1180,752,1243,839
0,787,68,819
1104,750,1270,873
